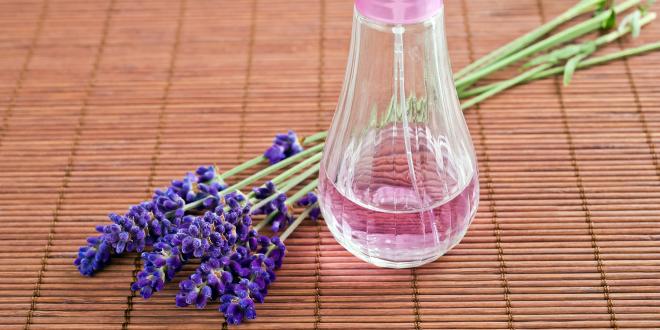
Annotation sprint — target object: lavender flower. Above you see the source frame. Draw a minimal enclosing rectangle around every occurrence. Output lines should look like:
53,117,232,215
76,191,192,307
263,131,303,164
269,197,293,233
76,130,318,325
74,235,112,276
153,166,226,219
252,181,277,202
132,193,254,299
152,189,186,225
131,235,186,299
251,181,284,216
264,236,286,269
198,181,225,210
296,192,321,221
102,206,149,254
75,166,227,276
177,236,286,325
250,181,292,232
196,165,220,183
172,212,230,259
220,293,257,324
176,272,214,309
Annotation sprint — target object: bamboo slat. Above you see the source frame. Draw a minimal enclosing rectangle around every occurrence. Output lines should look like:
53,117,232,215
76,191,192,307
0,0,659,329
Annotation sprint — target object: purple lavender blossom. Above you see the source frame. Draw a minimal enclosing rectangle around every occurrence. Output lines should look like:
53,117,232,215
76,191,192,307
270,211,292,233
177,235,286,325
252,181,277,201
198,181,225,210
250,181,287,218
250,181,292,233
152,189,186,225
296,192,321,221
75,165,227,276
74,235,112,276
220,289,257,324
196,165,219,183
131,235,186,299
132,194,253,299
154,166,226,219
263,131,303,164
172,212,230,259
102,206,149,254
176,272,214,309
268,194,293,233
76,130,314,324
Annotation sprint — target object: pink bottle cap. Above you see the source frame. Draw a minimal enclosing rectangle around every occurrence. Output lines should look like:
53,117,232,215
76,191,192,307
355,0,443,24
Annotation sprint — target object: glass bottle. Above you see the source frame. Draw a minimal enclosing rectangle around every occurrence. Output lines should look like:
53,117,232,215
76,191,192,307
318,0,479,268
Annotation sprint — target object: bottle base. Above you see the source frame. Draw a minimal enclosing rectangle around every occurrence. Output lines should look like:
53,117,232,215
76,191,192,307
324,206,477,269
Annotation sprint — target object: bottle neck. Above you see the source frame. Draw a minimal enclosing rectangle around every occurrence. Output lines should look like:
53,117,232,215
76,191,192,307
355,0,443,25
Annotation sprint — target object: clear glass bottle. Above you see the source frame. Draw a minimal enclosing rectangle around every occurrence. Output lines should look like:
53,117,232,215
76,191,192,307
318,0,479,268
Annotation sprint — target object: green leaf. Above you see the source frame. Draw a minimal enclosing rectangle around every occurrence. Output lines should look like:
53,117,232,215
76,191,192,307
630,10,642,38
601,9,617,30
632,12,642,37
619,10,642,38
524,41,597,68
524,44,582,67
563,53,589,86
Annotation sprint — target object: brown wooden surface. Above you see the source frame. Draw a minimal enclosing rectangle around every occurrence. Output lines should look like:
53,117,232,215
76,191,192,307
1,0,659,329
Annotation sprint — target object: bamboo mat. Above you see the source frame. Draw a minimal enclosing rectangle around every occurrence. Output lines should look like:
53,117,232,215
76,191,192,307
0,0,659,329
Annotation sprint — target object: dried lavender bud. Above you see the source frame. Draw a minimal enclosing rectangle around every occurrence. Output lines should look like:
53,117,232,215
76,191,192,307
131,235,186,299
74,235,112,276
176,272,214,309
263,130,303,164
133,193,254,299
177,235,285,325
270,210,293,233
252,189,292,233
155,166,226,218
220,284,257,325
196,165,219,183
296,192,321,221
75,166,227,276
172,211,231,259
102,205,150,254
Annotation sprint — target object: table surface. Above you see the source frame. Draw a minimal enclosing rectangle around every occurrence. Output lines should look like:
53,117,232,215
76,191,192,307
1,0,659,329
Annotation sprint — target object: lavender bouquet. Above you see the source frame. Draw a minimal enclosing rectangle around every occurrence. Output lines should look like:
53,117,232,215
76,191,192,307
75,131,324,325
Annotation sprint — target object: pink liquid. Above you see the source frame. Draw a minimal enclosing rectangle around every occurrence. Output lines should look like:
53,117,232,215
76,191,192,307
319,129,479,268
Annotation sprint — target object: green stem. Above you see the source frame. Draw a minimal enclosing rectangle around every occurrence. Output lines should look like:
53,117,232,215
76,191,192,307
454,0,642,90
461,63,553,110
180,143,324,212
454,0,603,79
459,41,660,99
253,213,272,232
459,11,656,99
251,164,320,212
536,41,660,78
271,152,322,186
253,178,319,232
382,96,396,126
286,179,319,206
595,12,656,45
303,131,328,144
279,202,318,242
224,144,323,194
219,155,264,180
218,130,325,181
